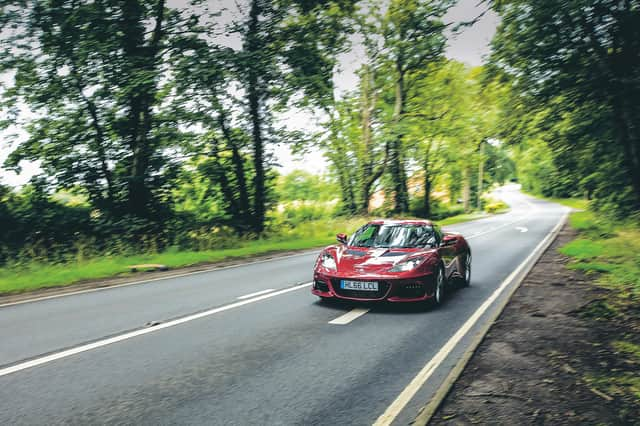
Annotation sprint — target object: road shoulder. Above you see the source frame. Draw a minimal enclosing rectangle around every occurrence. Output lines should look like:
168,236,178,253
428,224,640,425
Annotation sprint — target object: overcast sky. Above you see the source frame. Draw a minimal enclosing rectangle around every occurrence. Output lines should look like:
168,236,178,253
0,0,499,186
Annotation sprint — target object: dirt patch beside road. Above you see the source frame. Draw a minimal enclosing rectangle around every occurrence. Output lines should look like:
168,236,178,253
430,224,640,425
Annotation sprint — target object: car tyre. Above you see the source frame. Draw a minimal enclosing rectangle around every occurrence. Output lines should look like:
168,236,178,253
431,265,446,307
462,251,471,287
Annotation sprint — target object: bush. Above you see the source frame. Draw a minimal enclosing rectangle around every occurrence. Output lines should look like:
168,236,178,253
485,201,509,214
408,197,466,220
266,200,340,231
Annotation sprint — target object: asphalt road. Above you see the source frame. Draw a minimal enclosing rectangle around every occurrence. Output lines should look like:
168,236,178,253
0,186,567,425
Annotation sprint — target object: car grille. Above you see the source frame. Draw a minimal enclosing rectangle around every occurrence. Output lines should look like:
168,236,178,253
331,279,391,299
395,282,426,298
393,276,433,299
314,279,330,292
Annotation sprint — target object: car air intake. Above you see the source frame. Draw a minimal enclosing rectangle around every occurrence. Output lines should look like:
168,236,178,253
395,282,426,298
314,280,330,292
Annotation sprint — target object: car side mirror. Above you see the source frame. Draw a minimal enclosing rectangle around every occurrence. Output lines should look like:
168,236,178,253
442,235,458,247
336,233,348,245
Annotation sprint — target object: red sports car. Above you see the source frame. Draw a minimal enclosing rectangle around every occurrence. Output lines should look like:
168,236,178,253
312,220,471,305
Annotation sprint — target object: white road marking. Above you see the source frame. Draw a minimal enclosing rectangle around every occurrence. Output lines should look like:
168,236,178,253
328,307,370,325
516,226,528,233
237,289,275,300
0,250,320,309
373,209,568,426
452,195,540,240
0,282,313,378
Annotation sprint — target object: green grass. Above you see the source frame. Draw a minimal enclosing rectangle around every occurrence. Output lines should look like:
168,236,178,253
612,340,640,361
0,238,331,294
0,208,501,295
0,217,364,295
547,197,589,210
438,211,489,226
585,372,640,403
560,210,640,298
524,190,590,211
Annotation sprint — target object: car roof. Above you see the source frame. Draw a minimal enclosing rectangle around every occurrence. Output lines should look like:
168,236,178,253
368,219,434,226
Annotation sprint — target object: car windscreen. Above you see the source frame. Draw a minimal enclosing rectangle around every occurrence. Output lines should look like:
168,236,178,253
348,224,436,249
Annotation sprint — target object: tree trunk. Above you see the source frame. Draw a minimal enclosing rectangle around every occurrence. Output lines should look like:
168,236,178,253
360,66,374,214
463,167,471,212
477,140,484,210
358,66,384,214
217,110,251,228
423,148,432,218
120,0,165,219
71,69,115,210
391,65,409,213
615,103,640,207
424,173,432,218
247,0,266,234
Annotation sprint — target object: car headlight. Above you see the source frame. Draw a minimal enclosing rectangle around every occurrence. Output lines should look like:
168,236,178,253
320,253,337,271
389,256,425,272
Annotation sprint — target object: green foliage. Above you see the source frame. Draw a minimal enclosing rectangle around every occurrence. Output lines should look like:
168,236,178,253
274,170,337,202
490,0,640,216
543,198,589,211
0,179,93,265
483,200,509,214
1,0,186,225
320,52,513,219
561,210,640,299
0,215,366,294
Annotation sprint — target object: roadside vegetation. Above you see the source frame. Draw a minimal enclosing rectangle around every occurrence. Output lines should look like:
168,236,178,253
0,201,497,294
559,207,640,405
561,210,640,310
0,169,502,294
0,215,366,294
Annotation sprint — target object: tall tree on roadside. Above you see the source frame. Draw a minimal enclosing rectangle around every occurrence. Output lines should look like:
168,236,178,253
490,0,640,213
171,0,357,233
0,0,185,227
378,0,455,213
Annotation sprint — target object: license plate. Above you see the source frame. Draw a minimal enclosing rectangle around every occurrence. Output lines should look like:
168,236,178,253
341,280,378,291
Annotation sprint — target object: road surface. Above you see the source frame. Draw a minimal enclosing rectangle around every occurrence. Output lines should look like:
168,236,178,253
0,186,567,425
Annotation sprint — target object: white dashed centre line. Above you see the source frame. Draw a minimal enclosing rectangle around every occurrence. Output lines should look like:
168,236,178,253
328,308,370,325
237,289,275,299
0,282,312,378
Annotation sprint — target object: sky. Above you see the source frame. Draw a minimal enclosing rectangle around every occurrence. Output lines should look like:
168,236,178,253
0,0,499,187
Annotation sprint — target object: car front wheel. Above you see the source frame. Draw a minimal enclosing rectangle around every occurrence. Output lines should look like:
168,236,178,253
432,266,446,306
462,252,471,287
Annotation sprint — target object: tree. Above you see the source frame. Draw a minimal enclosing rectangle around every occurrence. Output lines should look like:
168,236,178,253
490,0,640,213
172,0,357,233
378,0,455,213
0,0,186,230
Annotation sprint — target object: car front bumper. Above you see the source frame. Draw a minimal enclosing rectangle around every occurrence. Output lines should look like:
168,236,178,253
311,271,436,303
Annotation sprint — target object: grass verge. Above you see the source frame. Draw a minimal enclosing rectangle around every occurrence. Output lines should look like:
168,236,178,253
560,210,640,299
523,190,589,211
560,206,640,405
0,209,491,295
